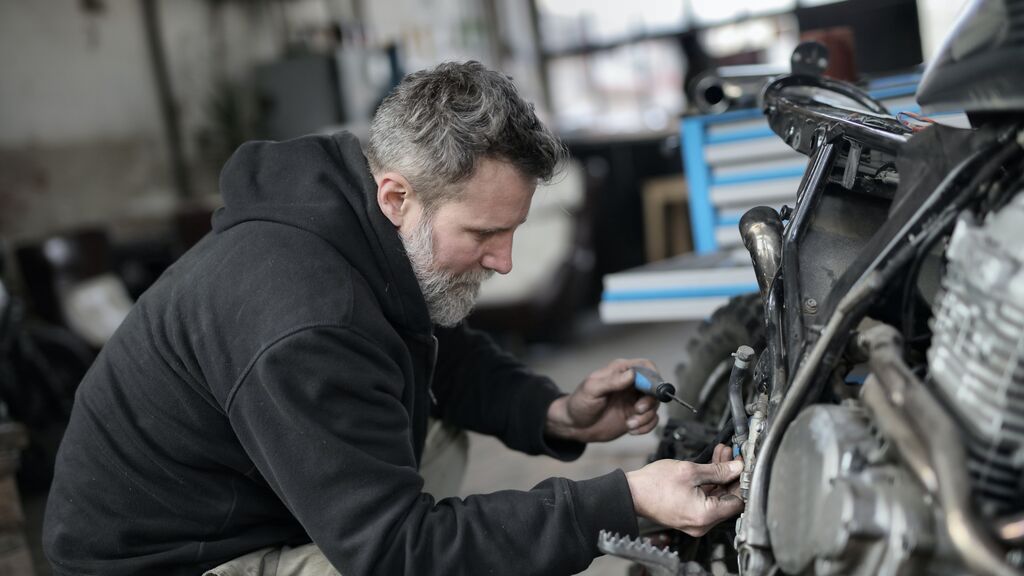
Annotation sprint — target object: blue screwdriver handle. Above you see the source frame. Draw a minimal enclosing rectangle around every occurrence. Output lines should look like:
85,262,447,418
632,365,697,412
632,366,663,395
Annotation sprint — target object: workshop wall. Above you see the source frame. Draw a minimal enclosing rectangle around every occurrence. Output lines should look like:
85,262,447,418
1,2,160,146
0,0,288,244
0,0,538,247
1,0,168,243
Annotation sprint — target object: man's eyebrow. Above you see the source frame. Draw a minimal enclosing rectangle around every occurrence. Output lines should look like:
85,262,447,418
468,225,511,235
468,216,528,235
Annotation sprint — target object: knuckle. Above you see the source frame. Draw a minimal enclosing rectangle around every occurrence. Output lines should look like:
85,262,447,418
676,461,696,479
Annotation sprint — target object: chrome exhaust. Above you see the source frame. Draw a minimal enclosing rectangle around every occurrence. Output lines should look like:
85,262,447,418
859,324,1021,576
739,206,784,304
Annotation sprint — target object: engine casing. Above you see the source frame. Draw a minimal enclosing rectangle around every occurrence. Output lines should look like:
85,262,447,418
766,404,965,575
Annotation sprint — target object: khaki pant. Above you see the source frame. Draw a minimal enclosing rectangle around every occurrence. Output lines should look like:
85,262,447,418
203,419,468,576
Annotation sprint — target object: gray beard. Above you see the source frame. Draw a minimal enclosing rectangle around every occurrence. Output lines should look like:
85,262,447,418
401,217,494,327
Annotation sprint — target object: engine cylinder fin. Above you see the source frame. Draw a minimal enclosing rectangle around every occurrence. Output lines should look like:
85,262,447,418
929,192,1024,514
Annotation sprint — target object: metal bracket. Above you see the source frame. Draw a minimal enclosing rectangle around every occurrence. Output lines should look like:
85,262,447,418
842,141,863,190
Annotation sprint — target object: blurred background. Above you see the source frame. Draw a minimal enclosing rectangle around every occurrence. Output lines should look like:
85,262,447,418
0,0,971,574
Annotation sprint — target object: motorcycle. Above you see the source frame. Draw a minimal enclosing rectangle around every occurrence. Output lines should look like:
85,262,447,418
600,1,1024,574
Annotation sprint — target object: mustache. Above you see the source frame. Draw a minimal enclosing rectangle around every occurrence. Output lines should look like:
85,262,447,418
454,268,494,286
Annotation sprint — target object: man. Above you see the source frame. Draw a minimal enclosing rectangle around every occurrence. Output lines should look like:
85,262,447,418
43,61,742,575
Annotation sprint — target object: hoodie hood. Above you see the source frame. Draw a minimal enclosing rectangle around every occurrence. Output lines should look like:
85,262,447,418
212,131,432,335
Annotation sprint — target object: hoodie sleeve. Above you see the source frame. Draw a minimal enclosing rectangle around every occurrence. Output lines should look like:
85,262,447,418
431,324,586,460
225,325,638,576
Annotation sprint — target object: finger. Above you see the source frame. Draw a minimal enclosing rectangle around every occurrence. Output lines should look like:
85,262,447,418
704,484,725,496
712,444,730,465
689,460,743,487
629,413,659,435
726,479,742,498
594,358,661,396
617,367,638,391
705,493,745,521
608,357,653,369
626,408,656,431
591,359,667,399
589,363,638,395
633,396,656,414
608,358,659,379
624,358,658,373
585,358,631,384
607,358,637,374
722,443,735,461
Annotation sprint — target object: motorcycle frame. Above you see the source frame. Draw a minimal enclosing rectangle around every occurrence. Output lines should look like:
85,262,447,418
737,73,1015,563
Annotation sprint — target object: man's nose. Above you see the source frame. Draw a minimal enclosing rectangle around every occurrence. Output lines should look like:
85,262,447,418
481,236,513,275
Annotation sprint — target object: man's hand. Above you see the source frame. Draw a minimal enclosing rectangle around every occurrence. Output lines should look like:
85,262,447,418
625,445,744,536
544,358,659,443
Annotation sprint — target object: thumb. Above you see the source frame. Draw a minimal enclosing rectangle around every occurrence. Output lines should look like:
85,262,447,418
614,367,636,391
590,366,636,396
690,460,743,487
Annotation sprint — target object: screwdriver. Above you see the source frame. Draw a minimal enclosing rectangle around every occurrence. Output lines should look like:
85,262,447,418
631,366,698,413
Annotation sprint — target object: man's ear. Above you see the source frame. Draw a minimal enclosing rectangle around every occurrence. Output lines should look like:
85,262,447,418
375,172,418,227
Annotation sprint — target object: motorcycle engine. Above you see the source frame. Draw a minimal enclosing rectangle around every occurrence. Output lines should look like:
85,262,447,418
766,403,963,575
764,191,1024,575
928,192,1024,516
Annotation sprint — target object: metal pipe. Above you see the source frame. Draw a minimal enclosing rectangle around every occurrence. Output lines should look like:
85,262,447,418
859,324,1020,576
761,74,909,157
772,97,910,154
739,207,784,305
691,65,786,114
783,141,836,376
763,73,890,116
728,346,756,443
738,205,786,413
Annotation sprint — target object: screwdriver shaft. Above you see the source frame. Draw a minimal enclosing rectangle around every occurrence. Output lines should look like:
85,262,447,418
670,394,698,413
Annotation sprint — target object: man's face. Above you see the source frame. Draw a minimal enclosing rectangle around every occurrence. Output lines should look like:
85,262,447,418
399,158,536,326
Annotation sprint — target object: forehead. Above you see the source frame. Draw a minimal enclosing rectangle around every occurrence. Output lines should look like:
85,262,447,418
440,159,536,226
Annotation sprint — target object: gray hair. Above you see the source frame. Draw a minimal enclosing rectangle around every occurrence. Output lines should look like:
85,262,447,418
366,61,566,214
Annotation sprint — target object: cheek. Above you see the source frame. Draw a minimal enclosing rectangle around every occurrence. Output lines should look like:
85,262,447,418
432,235,482,272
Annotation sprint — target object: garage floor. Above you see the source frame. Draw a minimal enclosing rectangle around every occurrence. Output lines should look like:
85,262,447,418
460,315,699,576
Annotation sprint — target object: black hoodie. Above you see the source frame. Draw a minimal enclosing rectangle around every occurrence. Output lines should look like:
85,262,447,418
42,132,638,575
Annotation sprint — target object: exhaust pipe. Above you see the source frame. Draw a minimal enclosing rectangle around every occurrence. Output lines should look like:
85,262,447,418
859,324,1021,576
690,65,787,115
739,207,784,304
